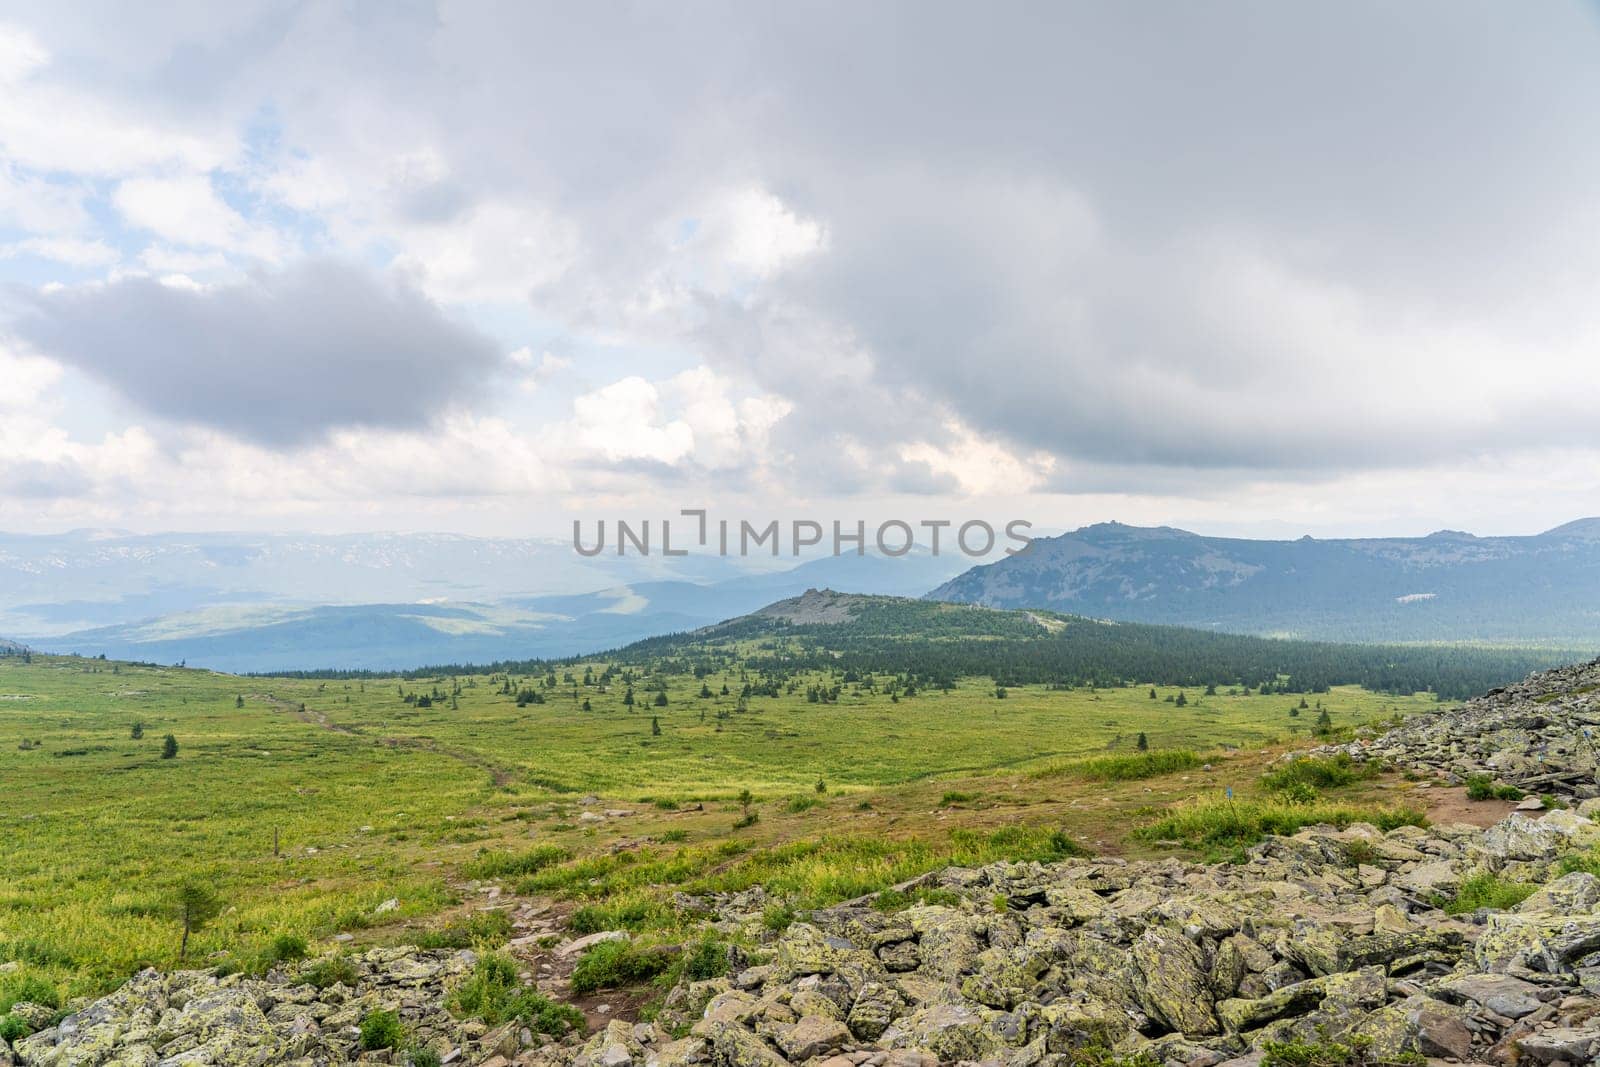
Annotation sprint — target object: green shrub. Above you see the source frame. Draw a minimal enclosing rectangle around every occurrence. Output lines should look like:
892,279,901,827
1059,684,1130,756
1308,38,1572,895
1276,781,1320,806
0,1014,30,1042
360,1009,405,1050
300,955,360,991
785,795,819,813
1260,754,1374,792
0,974,59,1012
656,829,689,843
410,911,513,950
939,791,975,806
1263,1033,1424,1067
1557,847,1600,877
462,844,572,880
1445,872,1537,915
870,886,962,912
1464,775,1524,802
1060,1046,1160,1067
450,955,585,1034
1047,829,1091,858
674,938,729,982
1343,839,1379,867
408,1047,443,1067
267,933,309,963
761,903,796,932
569,939,671,994
570,898,672,934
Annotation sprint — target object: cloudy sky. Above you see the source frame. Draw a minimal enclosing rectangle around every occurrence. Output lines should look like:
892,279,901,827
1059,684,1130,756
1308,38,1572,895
2,1,1598,540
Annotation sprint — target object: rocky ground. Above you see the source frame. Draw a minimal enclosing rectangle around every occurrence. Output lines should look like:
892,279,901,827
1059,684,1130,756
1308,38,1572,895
4,947,484,1066
1325,658,1600,802
10,659,1600,1067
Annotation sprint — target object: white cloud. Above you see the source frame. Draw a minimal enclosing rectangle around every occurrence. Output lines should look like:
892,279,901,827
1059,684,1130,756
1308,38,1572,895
510,348,571,391
0,24,47,84
572,377,695,465
900,421,1056,497
696,186,825,280
0,236,118,267
391,199,579,304
0,344,62,410
113,175,284,261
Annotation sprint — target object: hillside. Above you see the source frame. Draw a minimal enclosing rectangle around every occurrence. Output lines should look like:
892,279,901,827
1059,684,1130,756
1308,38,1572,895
600,589,1575,700
928,519,1600,643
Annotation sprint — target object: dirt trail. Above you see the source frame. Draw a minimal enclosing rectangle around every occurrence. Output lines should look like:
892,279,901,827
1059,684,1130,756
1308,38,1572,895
251,692,517,786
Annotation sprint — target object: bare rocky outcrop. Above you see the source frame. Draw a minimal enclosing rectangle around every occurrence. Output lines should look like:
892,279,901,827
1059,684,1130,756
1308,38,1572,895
590,809,1600,1067
6,948,498,1067
1325,657,1600,799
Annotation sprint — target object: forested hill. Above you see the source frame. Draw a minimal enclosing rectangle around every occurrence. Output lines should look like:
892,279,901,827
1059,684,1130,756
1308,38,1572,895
599,590,1579,700
927,519,1600,644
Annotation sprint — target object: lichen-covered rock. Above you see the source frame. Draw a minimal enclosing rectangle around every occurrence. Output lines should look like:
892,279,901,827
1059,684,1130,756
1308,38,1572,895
1129,926,1220,1035
697,1020,791,1067
881,1002,1007,1061
1516,1024,1600,1064
12,948,485,1067
1432,972,1545,1020
773,1015,849,1061
1476,912,1600,973
1515,870,1600,914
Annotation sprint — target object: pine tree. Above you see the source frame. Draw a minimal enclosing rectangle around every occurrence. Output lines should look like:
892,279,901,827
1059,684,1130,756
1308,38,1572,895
161,734,179,759
174,882,222,959
1136,731,1149,751
651,716,661,736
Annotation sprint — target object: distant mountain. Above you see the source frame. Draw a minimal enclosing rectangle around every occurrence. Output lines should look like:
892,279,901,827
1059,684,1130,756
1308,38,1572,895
30,546,970,672
0,529,755,639
606,589,1574,700
927,520,1600,645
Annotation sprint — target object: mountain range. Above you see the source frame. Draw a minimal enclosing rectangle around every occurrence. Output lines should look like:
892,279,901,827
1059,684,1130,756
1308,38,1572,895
8,534,968,672
9,519,1600,671
927,519,1600,645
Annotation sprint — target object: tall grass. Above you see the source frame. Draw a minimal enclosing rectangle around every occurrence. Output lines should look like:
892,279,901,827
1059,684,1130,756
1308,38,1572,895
1134,797,1427,849
1030,750,1205,782
1445,873,1536,914
460,844,571,880
1259,753,1376,791
512,827,1090,941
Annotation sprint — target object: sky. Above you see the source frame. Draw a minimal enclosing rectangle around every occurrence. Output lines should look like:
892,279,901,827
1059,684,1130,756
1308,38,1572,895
2,1,1599,541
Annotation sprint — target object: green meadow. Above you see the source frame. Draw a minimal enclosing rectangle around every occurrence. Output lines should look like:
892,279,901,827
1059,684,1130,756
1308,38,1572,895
0,648,1438,999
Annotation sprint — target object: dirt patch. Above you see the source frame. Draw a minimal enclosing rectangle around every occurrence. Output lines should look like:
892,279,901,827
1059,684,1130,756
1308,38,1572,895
1416,783,1522,828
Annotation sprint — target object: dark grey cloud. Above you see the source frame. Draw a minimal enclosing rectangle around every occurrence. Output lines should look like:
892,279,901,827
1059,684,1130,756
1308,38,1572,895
12,261,504,447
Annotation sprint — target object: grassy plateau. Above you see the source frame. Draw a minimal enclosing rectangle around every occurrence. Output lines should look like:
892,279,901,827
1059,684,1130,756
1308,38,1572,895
0,643,1440,1001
